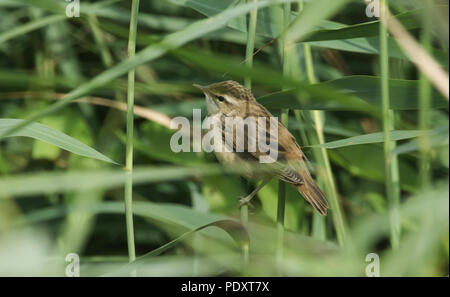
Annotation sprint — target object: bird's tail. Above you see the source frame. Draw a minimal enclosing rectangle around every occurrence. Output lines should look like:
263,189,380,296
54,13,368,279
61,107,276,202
296,175,329,216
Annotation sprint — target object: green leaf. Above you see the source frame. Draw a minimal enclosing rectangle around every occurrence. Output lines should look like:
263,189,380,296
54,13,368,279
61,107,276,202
311,130,430,149
31,116,66,160
137,219,249,259
10,0,66,13
393,125,449,155
328,145,418,192
258,76,448,110
0,14,65,44
0,119,117,164
306,38,449,67
302,8,426,42
286,0,351,43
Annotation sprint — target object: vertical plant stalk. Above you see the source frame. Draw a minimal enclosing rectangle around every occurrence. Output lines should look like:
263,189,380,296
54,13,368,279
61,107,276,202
244,0,258,90
124,0,140,265
380,0,401,249
276,1,291,271
276,174,286,265
290,3,317,239
304,44,325,241
242,0,259,268
303,44,346,245
418,1,432,189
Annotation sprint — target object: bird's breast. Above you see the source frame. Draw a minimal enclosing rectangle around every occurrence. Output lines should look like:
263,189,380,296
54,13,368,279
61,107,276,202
205,114,255,179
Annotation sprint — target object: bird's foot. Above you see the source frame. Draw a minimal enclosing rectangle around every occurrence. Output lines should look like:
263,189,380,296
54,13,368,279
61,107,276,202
238,196,254,208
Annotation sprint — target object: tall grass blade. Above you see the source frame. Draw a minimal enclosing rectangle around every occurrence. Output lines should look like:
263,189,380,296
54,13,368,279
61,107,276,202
303,8,437,42
241,0,259,270
124,0,140,267
418,1,433,188
303,42,346,246
311,130,433,149
286,0,350,43
0,119,117,164
276,1,292,273
0,14,64,44
380,0,401,249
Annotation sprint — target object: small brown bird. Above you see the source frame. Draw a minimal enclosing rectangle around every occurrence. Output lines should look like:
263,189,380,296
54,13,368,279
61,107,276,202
194,80,329,215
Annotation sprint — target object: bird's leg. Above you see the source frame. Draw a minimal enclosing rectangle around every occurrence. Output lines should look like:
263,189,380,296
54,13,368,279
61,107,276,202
239,178,272,208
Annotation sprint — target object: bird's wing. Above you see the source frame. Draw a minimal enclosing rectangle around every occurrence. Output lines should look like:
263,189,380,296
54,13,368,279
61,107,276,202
220,103,306,185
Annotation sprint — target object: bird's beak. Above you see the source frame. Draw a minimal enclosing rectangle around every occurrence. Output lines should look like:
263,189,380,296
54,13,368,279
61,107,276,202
193,83,206,91
193,84,212,98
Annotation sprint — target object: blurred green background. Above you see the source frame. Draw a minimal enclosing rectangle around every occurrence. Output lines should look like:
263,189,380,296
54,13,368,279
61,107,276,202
0,0,448,276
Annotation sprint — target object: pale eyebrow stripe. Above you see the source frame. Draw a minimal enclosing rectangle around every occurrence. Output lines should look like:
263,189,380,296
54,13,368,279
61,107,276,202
223,95,238,105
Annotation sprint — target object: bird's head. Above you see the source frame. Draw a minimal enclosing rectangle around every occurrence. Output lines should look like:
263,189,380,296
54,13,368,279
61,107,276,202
193,80,256,116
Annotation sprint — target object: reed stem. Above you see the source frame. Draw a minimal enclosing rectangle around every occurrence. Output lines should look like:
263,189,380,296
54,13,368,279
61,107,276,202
303,44,346,245
418,1,433,189
380,0,400,249
276,1,291,272
244,0,258,90
124,0,140,265
242,0,259,269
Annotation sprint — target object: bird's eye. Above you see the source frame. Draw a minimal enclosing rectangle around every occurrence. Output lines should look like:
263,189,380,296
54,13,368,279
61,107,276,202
217,96,225,102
